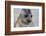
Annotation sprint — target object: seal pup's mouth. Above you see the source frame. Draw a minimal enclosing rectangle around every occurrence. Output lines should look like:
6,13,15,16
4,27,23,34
21,19,31,24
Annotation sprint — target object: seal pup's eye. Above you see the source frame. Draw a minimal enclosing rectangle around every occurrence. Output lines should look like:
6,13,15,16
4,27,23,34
31,15,32,17
24,15,28,18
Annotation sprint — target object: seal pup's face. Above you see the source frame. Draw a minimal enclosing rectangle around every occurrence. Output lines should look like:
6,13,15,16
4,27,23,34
19,9,32,24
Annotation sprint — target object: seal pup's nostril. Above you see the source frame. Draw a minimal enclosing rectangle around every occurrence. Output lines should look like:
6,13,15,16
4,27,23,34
27,20,31,23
